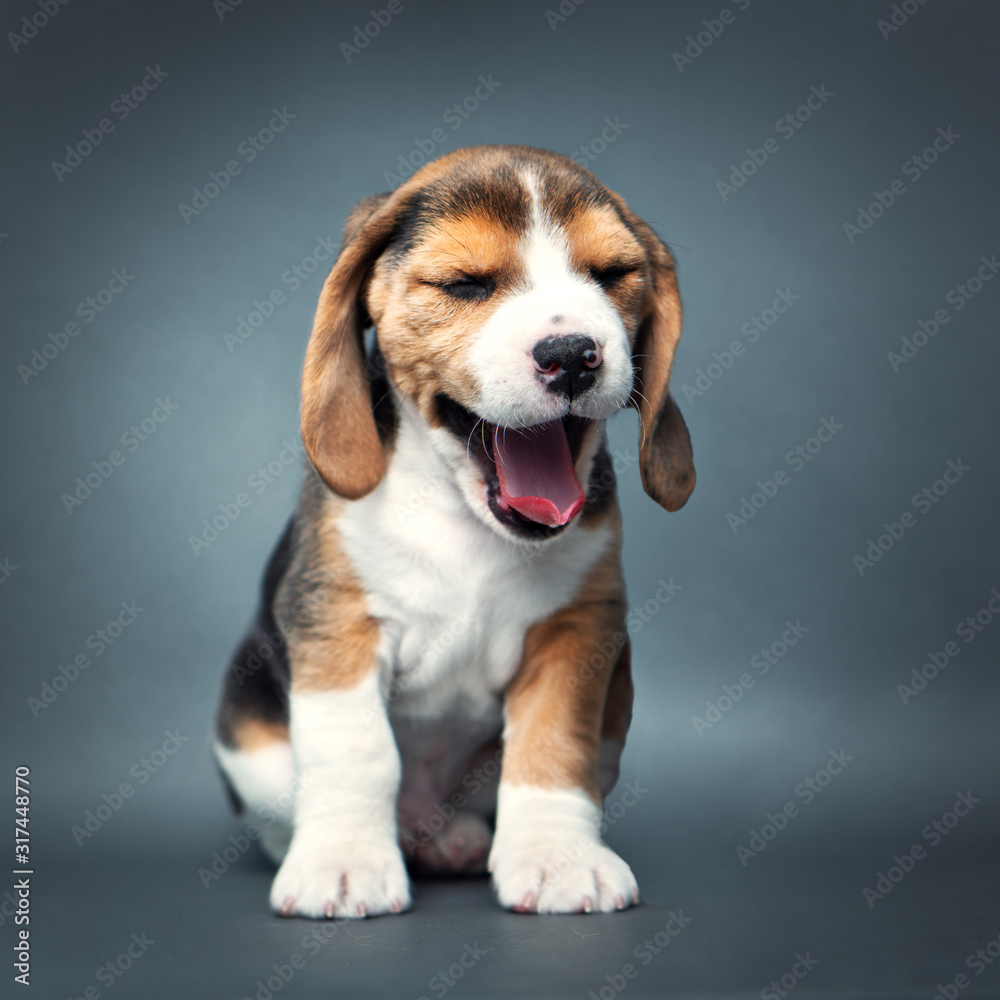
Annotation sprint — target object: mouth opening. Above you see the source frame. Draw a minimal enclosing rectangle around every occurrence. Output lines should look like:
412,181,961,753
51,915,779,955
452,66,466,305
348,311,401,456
435,395,591,539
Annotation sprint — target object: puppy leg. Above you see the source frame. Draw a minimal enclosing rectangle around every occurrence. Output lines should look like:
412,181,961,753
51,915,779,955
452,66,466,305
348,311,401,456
489,542,639,914
598,638,634,798
269,669,411,919
214,732,294,864
214,631,295,864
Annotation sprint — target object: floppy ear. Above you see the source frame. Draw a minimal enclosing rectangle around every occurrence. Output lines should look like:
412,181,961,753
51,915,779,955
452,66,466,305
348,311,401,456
300,191,401,500
620,209,696,512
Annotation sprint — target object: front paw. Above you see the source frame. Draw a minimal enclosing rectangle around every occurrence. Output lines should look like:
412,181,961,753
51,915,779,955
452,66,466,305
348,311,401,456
489,836,639,914
269,835,411,919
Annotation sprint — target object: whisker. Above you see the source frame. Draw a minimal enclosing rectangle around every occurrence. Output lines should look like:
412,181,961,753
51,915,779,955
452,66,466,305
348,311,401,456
465,418,486,467
629,386,652,451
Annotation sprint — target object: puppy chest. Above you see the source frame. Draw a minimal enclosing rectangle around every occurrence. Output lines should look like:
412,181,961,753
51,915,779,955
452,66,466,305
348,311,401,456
338,495,575,699
334,466,615,711
383,588,526,712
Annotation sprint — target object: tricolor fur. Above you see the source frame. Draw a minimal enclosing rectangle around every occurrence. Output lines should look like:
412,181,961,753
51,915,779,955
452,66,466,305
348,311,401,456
213,145,695,918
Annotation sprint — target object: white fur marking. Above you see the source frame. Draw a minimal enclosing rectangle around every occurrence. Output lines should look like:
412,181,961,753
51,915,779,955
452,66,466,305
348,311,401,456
268,675,411,918
214,739,295,863
490,783,639,913
467,172,634,430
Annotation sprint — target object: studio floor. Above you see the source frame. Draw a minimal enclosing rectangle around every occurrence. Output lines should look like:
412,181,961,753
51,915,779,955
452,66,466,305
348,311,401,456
30,847,1000,999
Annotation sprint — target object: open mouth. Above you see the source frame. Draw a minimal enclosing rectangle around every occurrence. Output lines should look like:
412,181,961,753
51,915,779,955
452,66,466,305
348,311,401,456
436,395,591,539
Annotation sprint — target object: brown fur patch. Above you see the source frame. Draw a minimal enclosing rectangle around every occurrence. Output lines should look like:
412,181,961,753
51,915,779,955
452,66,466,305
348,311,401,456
274,477,383,694
300,199,398,501
408,213,523,286
499,515,627,802
602,190,696,511
230,717,290,751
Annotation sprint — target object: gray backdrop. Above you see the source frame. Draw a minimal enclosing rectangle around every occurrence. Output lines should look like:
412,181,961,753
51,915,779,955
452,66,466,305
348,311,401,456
3,1,998,997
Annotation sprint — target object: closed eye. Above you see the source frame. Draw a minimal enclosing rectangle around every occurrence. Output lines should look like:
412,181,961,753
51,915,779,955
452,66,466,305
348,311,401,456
426,275,496,302
588,264,641,291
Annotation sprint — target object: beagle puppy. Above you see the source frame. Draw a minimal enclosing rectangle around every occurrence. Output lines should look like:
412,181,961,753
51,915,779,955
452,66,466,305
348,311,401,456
213,144,695,918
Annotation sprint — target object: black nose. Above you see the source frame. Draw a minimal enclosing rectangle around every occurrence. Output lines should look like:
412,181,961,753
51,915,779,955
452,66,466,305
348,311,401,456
531,335,603,400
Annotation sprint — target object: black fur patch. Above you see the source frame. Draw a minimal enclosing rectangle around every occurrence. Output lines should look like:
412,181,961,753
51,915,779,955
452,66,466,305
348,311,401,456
214,519,294,749
385,168,531,261
582,442,617,520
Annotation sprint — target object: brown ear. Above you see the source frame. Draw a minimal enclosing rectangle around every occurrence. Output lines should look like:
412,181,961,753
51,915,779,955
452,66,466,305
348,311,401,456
300,191,400,500
619,206,696,511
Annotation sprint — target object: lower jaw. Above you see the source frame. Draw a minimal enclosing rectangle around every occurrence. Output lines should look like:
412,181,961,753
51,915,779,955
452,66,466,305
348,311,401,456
485,477,571,541
434,395,591,540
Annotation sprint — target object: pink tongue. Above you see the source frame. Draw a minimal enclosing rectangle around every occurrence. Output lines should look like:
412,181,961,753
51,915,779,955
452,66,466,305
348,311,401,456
493,421,585,527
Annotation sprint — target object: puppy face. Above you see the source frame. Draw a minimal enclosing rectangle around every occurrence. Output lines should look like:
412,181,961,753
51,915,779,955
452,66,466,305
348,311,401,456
301,146,695,543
